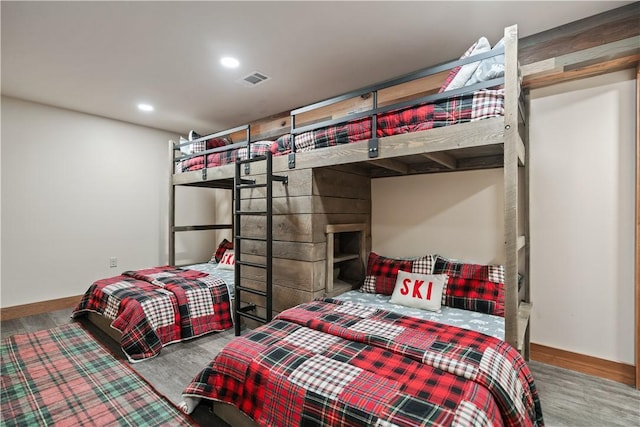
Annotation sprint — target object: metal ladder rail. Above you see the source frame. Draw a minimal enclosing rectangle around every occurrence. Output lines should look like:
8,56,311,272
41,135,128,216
233,152,287,335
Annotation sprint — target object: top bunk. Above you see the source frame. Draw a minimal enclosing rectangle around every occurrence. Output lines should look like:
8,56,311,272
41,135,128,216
172,25,525,188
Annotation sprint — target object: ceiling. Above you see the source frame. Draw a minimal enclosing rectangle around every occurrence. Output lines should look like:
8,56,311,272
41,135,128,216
1,1,633,136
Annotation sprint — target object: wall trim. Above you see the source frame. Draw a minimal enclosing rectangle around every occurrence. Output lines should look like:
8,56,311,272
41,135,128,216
531,343,635,387
1,295,83,321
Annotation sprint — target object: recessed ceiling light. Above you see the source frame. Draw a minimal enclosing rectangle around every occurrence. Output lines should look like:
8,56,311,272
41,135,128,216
138,103,154,112
221,57,240,68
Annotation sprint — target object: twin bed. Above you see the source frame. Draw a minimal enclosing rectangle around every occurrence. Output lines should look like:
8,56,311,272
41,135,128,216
3,25,542,426
71,243,237,362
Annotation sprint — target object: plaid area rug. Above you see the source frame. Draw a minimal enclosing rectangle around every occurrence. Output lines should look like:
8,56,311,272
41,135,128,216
1,322,194,426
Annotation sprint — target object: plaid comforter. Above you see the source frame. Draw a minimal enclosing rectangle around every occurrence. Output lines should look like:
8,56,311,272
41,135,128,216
72,266,232,362
178,141,273,173
1,323,194,426
183,298,543,426
271,89,504,155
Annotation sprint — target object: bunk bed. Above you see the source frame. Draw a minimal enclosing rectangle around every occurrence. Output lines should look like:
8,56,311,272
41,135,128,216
173,24,535,426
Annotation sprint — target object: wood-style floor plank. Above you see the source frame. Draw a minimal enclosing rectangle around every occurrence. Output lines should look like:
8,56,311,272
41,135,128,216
2,309,639,426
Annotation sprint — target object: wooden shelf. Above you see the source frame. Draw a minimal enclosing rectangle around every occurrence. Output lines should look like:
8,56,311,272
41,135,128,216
325,223,367,296
333,253,359,263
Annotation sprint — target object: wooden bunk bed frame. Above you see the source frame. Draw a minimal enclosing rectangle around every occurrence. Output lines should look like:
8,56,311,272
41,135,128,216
171,23,530,357
172,24,529,426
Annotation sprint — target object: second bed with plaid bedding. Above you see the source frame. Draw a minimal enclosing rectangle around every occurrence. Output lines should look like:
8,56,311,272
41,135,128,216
182,298,543,426
72,266,233,362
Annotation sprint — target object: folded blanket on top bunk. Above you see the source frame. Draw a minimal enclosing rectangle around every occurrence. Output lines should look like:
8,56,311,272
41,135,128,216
72,265,233,362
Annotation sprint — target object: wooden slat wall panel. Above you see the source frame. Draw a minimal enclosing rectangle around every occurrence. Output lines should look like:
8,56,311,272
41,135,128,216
237,167,371,317
519,3,640,66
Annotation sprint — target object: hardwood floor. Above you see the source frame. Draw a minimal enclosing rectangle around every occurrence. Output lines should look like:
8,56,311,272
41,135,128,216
2,309,639,426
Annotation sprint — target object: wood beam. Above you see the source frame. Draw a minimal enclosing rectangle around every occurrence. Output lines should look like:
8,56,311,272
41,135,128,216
519,3,640,66
635,64,639,390
523,36,640,89
519,3,639,89
366,158,409,174
422,151,457,169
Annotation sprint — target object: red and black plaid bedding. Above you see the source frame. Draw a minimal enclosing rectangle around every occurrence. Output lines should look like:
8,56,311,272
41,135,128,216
183,298,543,426
178,141,273,173
72,266,232,362
271,89,504,155
1,323,194,426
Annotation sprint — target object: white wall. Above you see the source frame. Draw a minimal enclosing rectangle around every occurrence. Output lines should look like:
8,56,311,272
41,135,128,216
2,97,185,307
372,169,504,264
529,70,635,365
372,70,636,364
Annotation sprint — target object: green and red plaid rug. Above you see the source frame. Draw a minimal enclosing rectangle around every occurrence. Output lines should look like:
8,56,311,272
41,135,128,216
1,322,194,426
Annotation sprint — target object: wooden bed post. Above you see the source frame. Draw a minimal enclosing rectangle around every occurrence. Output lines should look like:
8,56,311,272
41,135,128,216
169,140,176,266
635,63,639,390
503,24,528,354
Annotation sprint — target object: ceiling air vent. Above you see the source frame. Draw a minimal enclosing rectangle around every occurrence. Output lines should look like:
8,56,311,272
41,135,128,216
237,71,270,87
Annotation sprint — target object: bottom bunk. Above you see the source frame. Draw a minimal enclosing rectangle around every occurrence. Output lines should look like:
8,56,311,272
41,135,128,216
181,297,543,426
181,253,540,426
72,241,237,362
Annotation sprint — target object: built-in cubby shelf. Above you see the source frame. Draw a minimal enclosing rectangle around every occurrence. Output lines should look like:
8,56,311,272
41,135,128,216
325,223,367,297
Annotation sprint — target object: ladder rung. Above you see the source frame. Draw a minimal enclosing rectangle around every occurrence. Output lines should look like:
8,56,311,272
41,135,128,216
237,261,267,269
236,211,267,216
238,304,256,313
236,286,267,297
235,236,267,242
237,183,267,189
273,175,288,184
237,155,267,165
239,178,255,185
238,311,269,324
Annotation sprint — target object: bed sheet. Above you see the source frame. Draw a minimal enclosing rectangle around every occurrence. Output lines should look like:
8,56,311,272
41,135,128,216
334,290,504,340
186,262,235,299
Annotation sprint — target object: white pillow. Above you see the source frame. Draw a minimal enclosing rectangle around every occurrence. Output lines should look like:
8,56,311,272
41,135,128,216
389,270,448,312
216,249,235,270
179,136,191,155
465,37,505,87
443,36,491,92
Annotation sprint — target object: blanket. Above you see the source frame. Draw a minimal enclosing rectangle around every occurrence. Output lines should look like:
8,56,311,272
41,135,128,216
271,89,504,155
72,266,233,362
182,298,543,426
1,323,194,426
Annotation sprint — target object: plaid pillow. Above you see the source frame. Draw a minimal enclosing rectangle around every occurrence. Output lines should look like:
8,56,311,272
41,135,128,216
206,137,230,150
360,252,434,295
433,255,505,316
211,238,233,263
